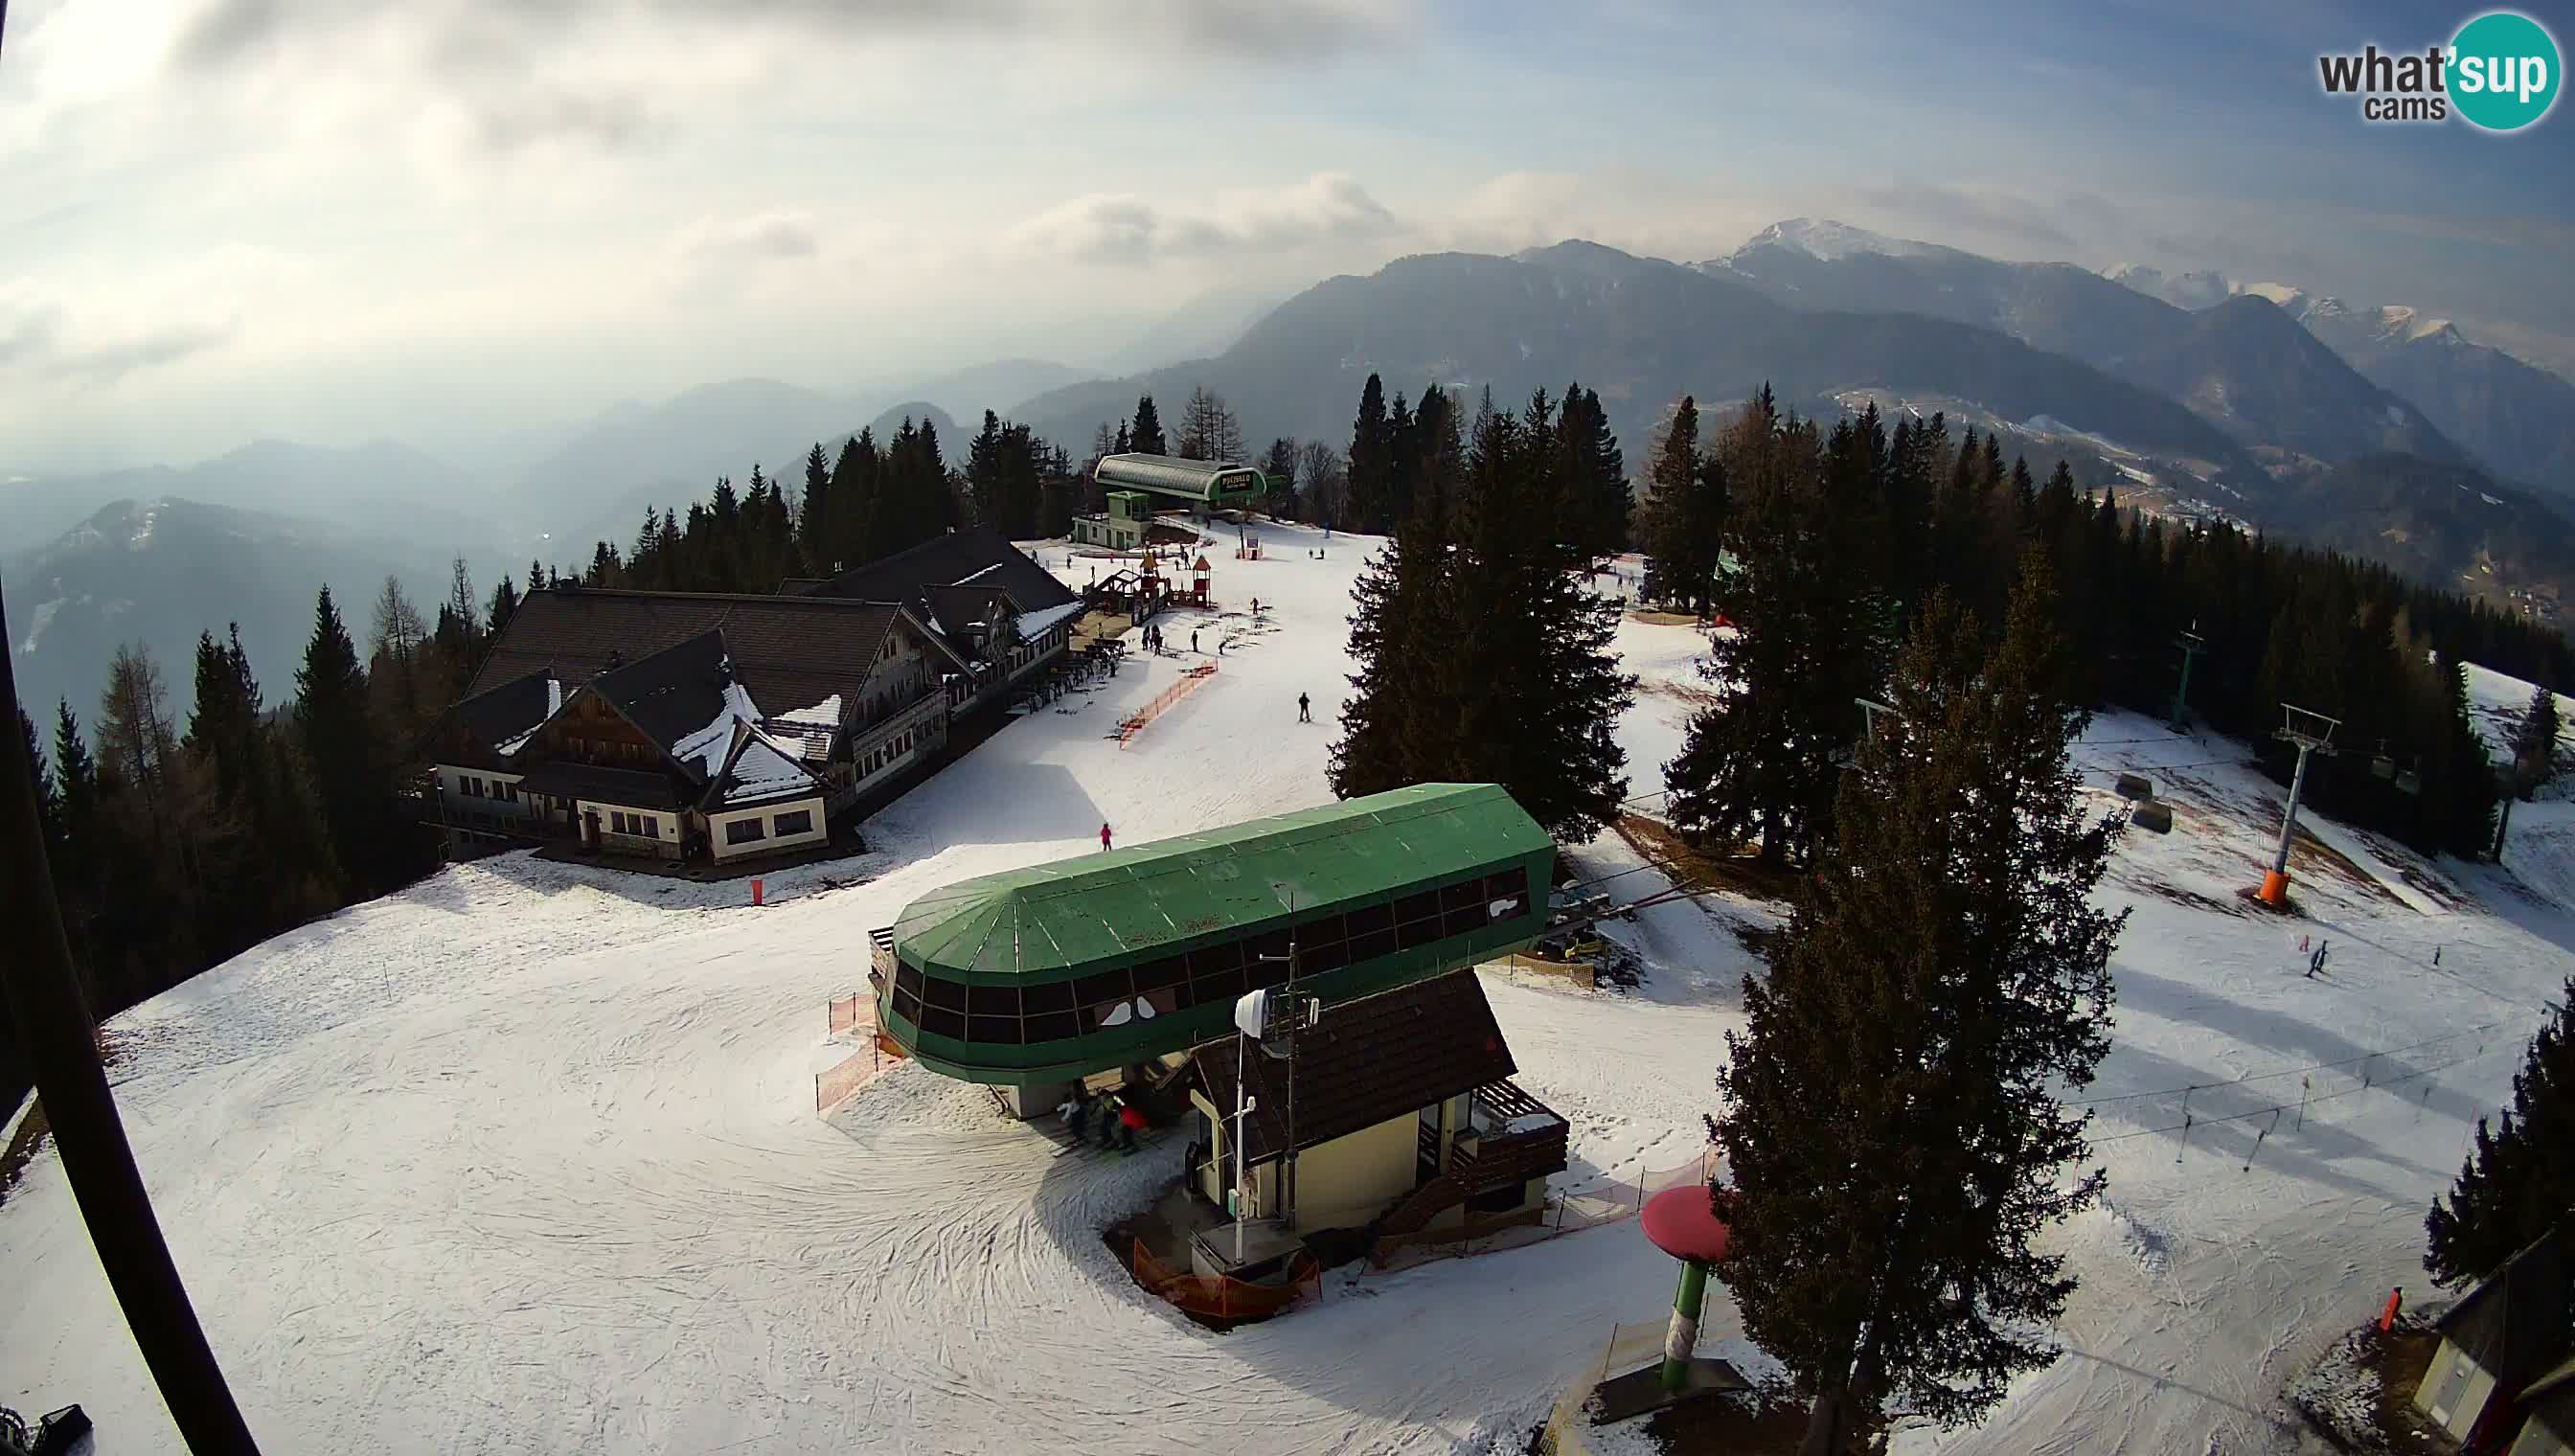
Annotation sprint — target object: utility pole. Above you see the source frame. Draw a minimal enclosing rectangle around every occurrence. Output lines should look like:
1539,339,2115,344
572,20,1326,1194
2171,623,2206,732
0,581,264,1453
2262,704,2340,907
1255,895,1314,1230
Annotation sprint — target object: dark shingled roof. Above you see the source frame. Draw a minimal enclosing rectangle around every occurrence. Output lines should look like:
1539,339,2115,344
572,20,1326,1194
444,669,559,752
466,587,933,716
1192,969,1516,1167
2437,1226,2570,1387
922,583,1014,640
803,528,1077,620
585,628,734,756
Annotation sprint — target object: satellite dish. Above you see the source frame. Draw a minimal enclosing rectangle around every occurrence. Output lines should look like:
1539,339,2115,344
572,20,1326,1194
1234,988,1270,1040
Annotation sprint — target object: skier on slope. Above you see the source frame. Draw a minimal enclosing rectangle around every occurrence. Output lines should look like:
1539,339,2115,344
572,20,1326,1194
1059,1088,1090,1144
1118,1099,1147,1152
1101,821,1113,853
1298,693,1311,723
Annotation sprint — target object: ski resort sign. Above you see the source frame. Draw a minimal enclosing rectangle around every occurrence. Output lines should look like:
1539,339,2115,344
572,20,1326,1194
2315,11,2560,129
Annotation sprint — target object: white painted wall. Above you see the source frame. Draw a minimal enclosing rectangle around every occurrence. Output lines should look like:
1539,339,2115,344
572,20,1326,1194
707,796,830,862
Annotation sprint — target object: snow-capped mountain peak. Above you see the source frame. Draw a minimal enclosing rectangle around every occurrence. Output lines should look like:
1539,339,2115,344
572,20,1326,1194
1740,216,1929,262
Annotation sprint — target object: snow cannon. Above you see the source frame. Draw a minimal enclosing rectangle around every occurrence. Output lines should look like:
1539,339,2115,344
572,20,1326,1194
1641,1185,1733,1393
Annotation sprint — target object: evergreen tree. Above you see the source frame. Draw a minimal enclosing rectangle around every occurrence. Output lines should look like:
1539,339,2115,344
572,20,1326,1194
1556,383,1629,562
798,441,834,572
1128,395,1167,457
1329,468,1459,803
1092,421,1117,463
297,585,403,895
1665,391,1890,868
21,704,65,886
1346,374,1393,533
1262,437,1299,517
1714,568,2125,1455
488,573,519,641
830,430,878,572
1638,395,1725,612
49,700,108,1008
1446,391,1635,840
968,409,1007,527
2512,683,2562,798
2425,979,2574,1285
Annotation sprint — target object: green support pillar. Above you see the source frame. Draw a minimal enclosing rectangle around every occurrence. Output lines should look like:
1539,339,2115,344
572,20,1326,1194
1659,1258,1709,1391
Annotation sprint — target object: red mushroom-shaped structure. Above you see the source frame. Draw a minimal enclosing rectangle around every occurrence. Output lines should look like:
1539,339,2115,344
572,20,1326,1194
1641,1185,1733,1392
1642,1186,1732,1263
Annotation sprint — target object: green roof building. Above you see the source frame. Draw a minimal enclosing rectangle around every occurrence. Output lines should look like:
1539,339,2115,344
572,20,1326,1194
871,784,1555,1088
1093,453,1265,512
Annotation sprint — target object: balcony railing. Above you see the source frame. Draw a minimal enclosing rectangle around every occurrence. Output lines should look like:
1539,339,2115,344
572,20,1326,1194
1445,1081,1570,1194
870,926,897,987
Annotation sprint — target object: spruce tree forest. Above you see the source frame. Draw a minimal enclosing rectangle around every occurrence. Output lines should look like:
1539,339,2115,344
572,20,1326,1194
1323,373,2570,1454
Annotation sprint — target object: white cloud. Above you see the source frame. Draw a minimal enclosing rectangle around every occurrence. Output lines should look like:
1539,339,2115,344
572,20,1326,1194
1004,173,1400,265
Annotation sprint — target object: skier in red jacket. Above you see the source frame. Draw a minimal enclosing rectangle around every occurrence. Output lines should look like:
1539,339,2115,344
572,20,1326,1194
1101,821,1113,853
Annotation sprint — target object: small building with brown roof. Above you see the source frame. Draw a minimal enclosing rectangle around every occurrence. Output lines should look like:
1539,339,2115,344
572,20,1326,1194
1183,969,1567,1246
2414,1225,2573,1451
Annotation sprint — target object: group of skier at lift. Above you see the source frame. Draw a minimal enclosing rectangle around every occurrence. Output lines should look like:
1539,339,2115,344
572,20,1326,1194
1057,1084,1146,1153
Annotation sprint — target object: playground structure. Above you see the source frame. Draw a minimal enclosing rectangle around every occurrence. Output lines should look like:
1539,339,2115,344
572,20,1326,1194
1093,453,1266,513
868,784,1555,1100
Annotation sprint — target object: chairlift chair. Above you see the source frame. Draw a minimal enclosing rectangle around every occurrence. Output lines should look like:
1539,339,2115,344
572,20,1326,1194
2395,769,2423,796
2130,800,2175,835
2113,772,2155,802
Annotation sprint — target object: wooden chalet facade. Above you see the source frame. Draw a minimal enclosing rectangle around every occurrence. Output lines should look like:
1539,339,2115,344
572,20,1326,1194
424,532,1088,866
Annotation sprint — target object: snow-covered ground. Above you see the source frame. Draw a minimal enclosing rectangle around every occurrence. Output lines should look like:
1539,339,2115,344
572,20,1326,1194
4,517,2571,1454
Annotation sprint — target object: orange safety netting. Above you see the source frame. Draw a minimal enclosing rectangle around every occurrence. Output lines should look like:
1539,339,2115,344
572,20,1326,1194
1117,664,1219,748
1130,1238,1320,1321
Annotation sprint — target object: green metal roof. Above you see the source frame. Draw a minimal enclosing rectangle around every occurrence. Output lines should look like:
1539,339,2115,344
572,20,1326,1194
1094,453,1265,500
894,784,1550,981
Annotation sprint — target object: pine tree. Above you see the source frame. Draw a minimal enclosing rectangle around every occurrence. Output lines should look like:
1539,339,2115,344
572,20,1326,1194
968,409,1007,526
1639,395,1722,611
21,703,65,883
1665,392,1890,868
2512,682,2562,798
1346,374,1392,533
1331,424,1462,803
1556,383,1629,563
1444,391,1634,840
1715,567,2125,1455
1128,395,1167,457
297,585,401,895
49,700,108,1009
2426,979,2574,1285
488,574,519,641
831,429,878,572
1261,437,1299,518
798,441,834,572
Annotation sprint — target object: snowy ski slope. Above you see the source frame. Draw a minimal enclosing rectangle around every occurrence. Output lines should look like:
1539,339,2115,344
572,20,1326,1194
2,519,2570,1455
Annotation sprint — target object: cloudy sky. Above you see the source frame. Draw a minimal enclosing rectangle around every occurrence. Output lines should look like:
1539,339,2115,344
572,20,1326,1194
3,0,2569,472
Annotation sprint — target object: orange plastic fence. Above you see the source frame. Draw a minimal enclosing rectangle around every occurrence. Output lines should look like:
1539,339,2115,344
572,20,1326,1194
1130,1239,1320,1321
1117,664,1219,748
828,992,866,1037
813,1048,877,1114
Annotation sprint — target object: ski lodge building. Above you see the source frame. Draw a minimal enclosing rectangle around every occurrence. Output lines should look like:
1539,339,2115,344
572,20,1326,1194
423,530,1086,865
